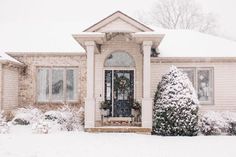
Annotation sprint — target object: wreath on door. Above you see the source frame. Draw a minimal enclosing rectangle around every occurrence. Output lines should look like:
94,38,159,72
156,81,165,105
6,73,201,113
114,75,131,92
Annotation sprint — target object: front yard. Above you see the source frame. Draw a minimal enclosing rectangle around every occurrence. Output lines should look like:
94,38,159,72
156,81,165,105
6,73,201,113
0,126,236,157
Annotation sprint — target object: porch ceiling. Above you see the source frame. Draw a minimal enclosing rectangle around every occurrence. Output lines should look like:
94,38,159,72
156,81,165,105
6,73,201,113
72,32,165,53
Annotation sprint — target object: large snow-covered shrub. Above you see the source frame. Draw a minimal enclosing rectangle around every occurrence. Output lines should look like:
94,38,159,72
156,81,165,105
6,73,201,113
199,112,236,135
12,108,43,125
0,112,9,134
153,66,199,136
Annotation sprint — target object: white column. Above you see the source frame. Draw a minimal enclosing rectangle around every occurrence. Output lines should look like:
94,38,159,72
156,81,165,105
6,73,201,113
142,41,153,128
84,41,96,128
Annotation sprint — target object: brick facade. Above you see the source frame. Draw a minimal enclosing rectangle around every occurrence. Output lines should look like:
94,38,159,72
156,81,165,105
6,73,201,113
12,54,87,110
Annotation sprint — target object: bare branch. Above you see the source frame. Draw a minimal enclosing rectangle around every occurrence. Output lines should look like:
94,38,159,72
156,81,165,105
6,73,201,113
136,0,218,34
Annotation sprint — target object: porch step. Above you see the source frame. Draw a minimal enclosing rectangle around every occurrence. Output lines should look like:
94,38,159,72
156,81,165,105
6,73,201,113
107,117,132,123
85,127,151,134
102,117,135,126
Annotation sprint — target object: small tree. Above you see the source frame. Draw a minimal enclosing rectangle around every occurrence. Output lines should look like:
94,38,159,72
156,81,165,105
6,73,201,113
153,66,199,136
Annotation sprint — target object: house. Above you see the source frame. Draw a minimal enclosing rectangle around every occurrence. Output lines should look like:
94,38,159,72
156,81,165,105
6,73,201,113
1,11,236,133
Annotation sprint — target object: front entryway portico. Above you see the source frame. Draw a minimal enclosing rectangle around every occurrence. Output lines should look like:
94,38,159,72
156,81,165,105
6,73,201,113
73,11,164,132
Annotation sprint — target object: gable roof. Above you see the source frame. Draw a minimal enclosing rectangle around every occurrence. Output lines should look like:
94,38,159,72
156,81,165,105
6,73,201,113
84,11,153,32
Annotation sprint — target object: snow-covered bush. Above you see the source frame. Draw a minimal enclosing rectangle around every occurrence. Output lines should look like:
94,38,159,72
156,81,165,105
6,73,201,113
3,111,14,122
222,112,236,135
44,106,84,131
0,112,9,134
44,110,63,121
199,112,228,135
199,112,236,135
78,107,85,126
153,66,199,136
32,119,50,134
12,107,43,125
58,106,84,131
8,105,84,132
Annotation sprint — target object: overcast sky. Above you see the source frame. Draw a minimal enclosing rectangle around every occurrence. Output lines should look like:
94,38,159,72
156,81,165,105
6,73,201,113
0,0,236,51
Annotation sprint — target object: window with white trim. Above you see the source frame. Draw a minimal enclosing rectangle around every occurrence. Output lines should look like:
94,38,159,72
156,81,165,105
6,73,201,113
37,67,78,102
180,67,214,105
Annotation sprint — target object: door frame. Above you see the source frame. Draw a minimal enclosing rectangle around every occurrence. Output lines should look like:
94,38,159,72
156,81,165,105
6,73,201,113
103,67,136,117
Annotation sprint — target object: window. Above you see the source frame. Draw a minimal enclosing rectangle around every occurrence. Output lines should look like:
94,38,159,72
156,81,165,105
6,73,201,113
105,70,112,102
37,69,49,101
180,68,195,87
104,52,135,67
180,67,214,105
37,68,77,102
52,69,64,101
66,69,77,100
197,68,213,103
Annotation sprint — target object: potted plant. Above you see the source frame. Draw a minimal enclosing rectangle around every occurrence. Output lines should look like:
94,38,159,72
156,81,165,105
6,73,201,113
131,100,141,123
100,101,111,117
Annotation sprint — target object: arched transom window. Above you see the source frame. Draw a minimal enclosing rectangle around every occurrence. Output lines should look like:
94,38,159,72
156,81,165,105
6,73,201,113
104,52,135,67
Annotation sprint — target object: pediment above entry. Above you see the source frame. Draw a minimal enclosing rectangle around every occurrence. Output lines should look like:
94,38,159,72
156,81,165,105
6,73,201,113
84,11,153,33
72,11,165,54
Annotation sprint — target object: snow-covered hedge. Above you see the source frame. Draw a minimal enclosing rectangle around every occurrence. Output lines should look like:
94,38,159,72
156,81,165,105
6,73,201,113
11,106,84,133
153,66,199,136
199,112,236,135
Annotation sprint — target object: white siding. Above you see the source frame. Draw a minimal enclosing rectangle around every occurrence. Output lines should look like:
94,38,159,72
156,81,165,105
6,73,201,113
151,61,236,112
2,67,19,110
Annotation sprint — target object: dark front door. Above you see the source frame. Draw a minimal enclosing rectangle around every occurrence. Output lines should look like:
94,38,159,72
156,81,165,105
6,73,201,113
104,70,134,117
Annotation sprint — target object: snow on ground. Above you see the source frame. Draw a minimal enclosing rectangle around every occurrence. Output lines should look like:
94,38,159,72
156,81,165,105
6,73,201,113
0,125,236,157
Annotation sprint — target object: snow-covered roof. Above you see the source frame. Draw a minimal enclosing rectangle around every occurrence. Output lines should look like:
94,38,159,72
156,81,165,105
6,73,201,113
157,29,236,57
1,23,236,57
0,52,22,64
0,23,85,53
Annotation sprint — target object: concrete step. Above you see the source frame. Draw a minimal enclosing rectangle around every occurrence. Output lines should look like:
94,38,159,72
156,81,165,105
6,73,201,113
85,127,151,134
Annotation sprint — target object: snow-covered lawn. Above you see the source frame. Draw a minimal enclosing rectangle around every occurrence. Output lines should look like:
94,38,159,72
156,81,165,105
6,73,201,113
0,126,236,157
